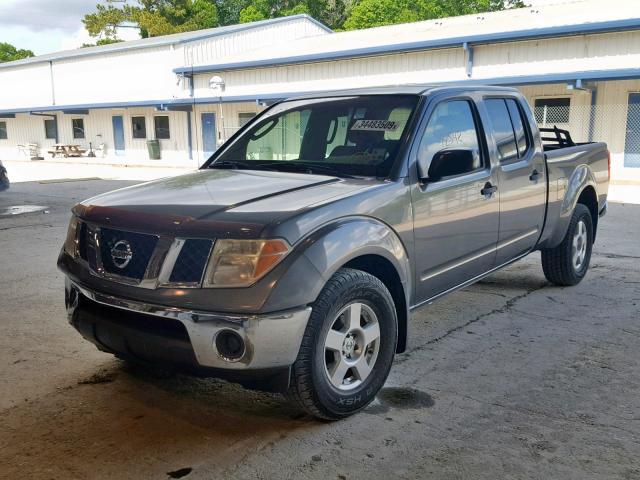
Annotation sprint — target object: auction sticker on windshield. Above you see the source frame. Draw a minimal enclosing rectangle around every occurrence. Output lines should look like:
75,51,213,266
351,120,400,132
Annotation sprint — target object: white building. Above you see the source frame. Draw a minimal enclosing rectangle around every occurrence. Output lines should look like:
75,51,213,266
1,0,639,180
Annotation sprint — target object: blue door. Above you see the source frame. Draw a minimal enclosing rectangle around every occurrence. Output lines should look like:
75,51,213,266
625,93,640,168
201,113,216,159
112,115,125,156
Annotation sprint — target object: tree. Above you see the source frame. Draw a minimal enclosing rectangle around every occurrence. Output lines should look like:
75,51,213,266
83,0,219,40
0,42,35,63
343,0,526,30
82,0,527,40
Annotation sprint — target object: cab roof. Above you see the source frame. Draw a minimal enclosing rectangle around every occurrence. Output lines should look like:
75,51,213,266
288,84,520,100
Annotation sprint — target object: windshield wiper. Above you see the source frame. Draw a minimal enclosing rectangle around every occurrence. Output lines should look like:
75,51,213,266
265,161,357,179
209,160,277,171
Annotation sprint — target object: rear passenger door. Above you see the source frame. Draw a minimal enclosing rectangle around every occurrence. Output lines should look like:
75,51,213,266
410,95,500,302
482,97,546,265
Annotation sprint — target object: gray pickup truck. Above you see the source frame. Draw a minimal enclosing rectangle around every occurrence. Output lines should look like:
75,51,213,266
59,86,609,419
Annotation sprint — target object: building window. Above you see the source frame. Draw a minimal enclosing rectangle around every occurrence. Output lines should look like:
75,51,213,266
0,121,7,140
72,118,85,139
44,119,57,139
534,97,571,124
239,112,256,127
154,115,170,139
132,116,146,139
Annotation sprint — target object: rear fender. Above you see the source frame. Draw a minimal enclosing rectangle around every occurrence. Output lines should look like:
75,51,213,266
543,164,597,248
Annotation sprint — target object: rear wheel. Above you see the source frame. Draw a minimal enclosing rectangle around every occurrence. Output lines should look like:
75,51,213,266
288,268,397,420
541,203,593,286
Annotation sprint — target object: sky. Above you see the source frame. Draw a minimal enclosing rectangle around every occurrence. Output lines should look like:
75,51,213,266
0,0,138,55
0,0,576,56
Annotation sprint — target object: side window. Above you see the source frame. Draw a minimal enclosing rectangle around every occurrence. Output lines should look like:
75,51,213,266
238,112,257,127
418,100,483,179
154,116,170,139
44,119,56,140
505,99,529,158
485,99,518,163
72,118,85,139
534,97,570,124
132,116,146,139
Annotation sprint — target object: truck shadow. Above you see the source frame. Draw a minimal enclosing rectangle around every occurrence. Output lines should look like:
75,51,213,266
0,358,315,479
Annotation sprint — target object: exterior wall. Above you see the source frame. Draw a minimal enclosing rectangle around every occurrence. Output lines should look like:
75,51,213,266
473,30,640,79
52,46,181,106
0,16,329,112
0,63,53,110
519,79,640,181
183,17,328,66
191,101,264,163
0,107,194,165
191,47,465,99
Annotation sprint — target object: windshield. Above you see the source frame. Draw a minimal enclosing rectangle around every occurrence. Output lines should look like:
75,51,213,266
208,95,420,178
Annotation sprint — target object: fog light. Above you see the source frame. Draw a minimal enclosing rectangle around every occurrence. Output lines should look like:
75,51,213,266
215,329,245,362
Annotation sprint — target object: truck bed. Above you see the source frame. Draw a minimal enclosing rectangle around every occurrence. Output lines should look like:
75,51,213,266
537,126,609,249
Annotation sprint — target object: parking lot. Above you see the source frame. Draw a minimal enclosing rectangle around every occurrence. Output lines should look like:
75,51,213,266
1,176,639,480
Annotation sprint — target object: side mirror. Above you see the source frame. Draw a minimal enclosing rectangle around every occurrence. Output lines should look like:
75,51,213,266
420,148,477,181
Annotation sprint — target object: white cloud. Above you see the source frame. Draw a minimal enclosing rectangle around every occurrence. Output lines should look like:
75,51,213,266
0,0,140,54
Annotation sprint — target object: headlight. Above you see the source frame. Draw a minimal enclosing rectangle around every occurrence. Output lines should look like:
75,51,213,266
63,216,80,257
203,239,291,288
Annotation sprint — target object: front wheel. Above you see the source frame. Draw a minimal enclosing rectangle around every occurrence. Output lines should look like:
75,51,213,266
288,268,398,420
541,203,593,286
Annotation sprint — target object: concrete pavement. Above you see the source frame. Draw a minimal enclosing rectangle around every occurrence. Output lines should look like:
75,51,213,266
0,177,639,479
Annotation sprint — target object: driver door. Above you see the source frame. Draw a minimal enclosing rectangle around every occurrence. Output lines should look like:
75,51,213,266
410,95,500,303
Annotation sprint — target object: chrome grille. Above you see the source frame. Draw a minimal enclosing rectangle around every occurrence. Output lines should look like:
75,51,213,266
98,227,159,281
168,239,213,284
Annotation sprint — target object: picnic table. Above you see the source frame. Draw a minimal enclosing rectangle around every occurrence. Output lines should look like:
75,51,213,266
47,144,87,158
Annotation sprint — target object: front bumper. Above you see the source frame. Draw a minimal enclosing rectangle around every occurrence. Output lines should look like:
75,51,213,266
65,278,311,373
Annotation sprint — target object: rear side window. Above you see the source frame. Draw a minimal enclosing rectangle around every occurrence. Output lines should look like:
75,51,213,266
506,99,529,158
485,99,518,163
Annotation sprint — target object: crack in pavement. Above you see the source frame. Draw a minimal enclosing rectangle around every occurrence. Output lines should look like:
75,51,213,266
0,223,55,231
396,283,548,364
594,252,640,260
424,387,640,440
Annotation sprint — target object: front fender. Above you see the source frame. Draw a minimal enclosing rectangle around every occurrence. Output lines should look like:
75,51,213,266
262,216,412,312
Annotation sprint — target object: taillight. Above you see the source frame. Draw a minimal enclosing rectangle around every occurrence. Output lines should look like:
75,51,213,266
607,150,611,181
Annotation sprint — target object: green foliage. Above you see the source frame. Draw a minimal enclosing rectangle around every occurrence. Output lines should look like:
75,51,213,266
343,0,526,30
81,38,124,48
216,0,251,25
0,42,35,63
82,0,527,40
83,0,219,40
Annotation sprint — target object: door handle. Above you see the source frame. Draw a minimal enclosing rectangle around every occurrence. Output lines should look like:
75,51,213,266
481,182,497,198
529,169,541,182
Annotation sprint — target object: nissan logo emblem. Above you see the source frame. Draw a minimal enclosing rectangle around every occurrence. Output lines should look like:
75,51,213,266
110,240,133,269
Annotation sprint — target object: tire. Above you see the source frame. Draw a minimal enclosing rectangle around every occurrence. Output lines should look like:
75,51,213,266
541,203,593,286
288,268,398,420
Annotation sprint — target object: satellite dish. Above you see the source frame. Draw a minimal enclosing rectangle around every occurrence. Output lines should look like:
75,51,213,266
209,75,225,92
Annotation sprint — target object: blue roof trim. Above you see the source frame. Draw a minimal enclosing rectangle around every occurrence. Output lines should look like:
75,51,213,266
1,68,639,115
0,15,330,70
174,17,640,74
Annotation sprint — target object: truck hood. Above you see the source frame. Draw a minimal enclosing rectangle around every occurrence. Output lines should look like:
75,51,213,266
75,169,367,237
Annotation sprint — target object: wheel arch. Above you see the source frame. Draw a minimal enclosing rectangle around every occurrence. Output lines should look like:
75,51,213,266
541,164,598,249
262,216,412,353
576,185,598,240
342,254,409,353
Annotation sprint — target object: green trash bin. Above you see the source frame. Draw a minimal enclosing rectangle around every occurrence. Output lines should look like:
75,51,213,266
147,139,161,160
